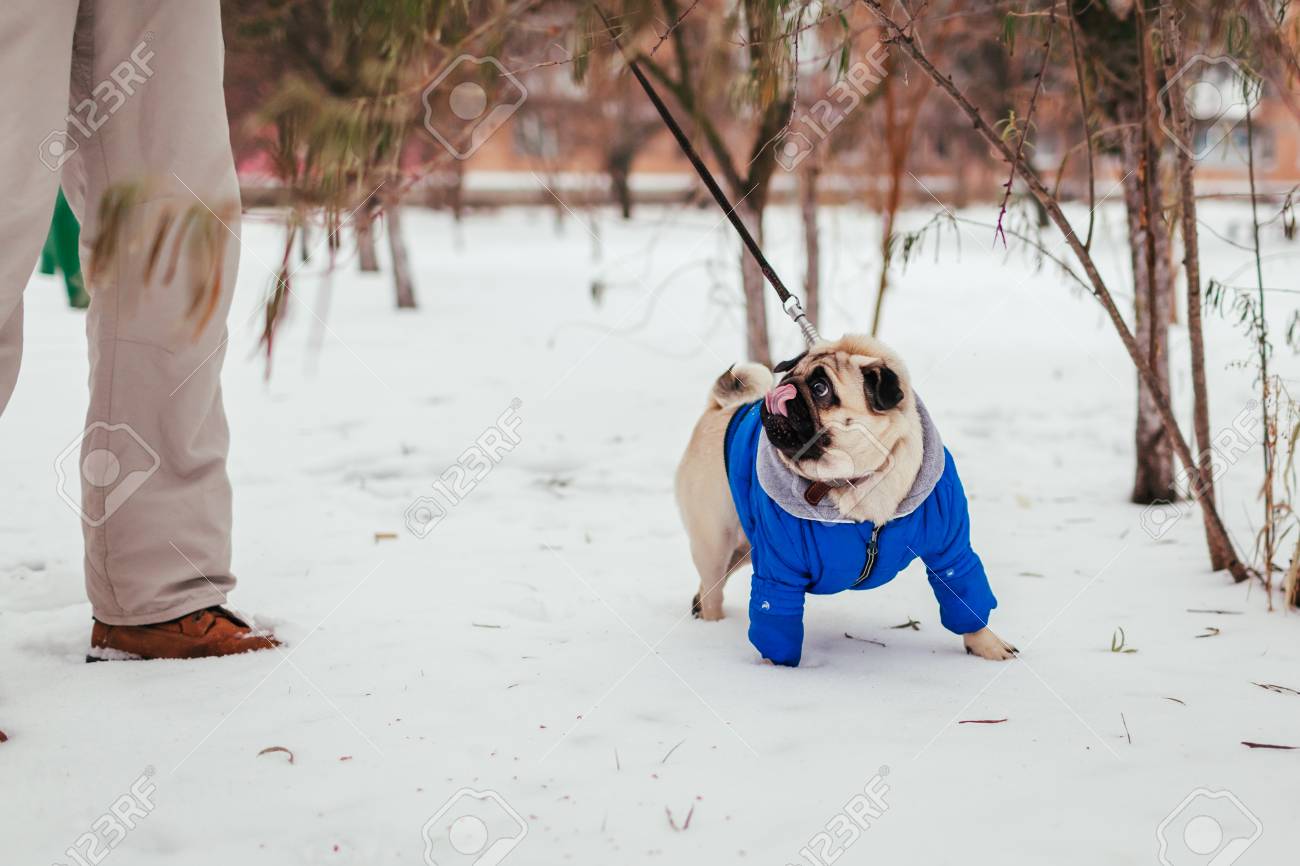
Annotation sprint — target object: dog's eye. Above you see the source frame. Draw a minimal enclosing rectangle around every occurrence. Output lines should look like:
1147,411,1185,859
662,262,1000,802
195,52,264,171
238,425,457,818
811,380,830,399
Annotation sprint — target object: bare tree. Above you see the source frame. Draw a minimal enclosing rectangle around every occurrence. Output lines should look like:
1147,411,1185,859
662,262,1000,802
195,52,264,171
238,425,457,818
356,200,381,273
869,49,934,335
383,191,417,309
222,0,542,351
1071,0,1177,504
598,74,662,218
1157,1,1228,568
861,0,1251,582
627,0,799,365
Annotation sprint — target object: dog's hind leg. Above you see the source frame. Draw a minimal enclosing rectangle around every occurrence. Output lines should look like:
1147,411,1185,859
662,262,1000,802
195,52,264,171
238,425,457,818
690,535,748,621
689,537,730,621
676,375,761,623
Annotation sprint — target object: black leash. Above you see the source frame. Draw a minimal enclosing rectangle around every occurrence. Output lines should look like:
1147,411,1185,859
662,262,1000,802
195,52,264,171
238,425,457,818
597,6,821,347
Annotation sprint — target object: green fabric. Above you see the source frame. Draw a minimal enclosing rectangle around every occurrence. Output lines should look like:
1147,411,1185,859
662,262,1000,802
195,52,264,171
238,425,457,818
40,188,88,308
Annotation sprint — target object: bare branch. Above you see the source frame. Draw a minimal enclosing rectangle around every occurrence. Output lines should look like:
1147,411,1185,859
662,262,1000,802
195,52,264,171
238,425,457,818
994,2,1057,248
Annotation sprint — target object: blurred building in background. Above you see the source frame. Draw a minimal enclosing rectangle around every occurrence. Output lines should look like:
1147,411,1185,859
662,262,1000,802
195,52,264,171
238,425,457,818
231,31,1300,212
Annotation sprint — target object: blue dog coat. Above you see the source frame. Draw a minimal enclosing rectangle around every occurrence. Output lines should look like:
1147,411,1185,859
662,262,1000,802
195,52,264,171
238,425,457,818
724,400,996,666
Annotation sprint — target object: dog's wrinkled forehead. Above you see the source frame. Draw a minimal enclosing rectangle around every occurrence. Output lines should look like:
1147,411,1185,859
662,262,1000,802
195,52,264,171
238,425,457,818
773,349,883,380
773,345,905,413
774,348,868,371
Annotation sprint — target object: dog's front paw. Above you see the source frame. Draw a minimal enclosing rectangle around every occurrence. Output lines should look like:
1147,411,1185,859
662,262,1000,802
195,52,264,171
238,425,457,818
963,627,1018,661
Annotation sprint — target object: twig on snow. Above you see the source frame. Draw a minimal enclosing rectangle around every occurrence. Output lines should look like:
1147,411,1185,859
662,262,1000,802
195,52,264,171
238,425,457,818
1253,683,1300,696
257,745,295,764
666,803,696,831
661,739,687,765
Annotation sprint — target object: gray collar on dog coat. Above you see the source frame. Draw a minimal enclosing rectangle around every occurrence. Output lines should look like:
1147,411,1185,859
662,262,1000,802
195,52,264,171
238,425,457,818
755,395,945,525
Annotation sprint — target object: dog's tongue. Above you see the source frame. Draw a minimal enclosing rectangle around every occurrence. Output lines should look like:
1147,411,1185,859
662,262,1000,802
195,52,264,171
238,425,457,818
764,383,797,417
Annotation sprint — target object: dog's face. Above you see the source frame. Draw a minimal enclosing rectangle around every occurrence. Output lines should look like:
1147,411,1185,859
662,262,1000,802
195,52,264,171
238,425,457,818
759,337,911,484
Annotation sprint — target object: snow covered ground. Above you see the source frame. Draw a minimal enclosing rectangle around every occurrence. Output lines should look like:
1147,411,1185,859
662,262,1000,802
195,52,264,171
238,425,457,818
2,196,1298,866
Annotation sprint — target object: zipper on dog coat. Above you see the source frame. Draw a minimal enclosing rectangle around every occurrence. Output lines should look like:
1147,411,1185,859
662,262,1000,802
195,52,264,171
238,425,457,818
853,525,883,587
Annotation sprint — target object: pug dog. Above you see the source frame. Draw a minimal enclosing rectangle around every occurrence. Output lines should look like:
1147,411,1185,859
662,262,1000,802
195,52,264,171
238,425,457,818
674,334,1015,666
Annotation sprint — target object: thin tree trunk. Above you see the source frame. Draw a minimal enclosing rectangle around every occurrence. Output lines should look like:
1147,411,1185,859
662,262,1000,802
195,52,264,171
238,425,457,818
451,159,466,222
450,161,466,252
634,5,783,367
871,194,897,337
953,158,970,209
611,165,632,219
739,201,771,365
800,161,821,328
863,0,1250,582
356,205,380,273
1133,1,1176,504
607,146,634,220
1120,114,1176,503
871,70,902,336
869,60,926,336
1158,0,1229,570
385,197,416,309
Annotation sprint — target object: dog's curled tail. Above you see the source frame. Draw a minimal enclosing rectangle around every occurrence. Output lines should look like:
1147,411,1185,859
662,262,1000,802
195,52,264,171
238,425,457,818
709,362,773,409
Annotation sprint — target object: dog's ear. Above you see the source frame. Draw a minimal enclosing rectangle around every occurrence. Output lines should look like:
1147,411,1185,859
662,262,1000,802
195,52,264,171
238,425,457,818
863,364,904,412
773,351,807,374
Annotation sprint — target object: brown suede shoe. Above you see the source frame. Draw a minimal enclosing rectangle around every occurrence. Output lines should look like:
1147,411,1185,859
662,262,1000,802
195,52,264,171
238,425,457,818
87,606,280,662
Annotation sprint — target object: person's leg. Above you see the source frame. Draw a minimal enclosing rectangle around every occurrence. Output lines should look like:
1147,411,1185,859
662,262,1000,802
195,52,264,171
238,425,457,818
0,1,81,414
62,0,242,626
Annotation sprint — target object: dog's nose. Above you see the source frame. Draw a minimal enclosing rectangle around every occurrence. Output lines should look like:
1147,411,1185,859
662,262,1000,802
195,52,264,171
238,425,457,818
765,383,797,417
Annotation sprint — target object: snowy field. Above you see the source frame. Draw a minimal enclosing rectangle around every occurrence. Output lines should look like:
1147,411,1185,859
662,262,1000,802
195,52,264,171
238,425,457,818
2,196,1298,866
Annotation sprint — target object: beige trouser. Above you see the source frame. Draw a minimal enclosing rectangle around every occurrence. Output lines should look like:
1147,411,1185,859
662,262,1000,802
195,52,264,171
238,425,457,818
0,1,241,625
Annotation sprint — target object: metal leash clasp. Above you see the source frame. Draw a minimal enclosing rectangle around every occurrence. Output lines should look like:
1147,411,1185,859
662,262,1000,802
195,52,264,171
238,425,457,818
783,296,821,348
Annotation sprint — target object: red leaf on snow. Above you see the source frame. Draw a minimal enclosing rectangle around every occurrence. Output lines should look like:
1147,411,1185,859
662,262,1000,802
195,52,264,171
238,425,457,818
0,729,8,743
